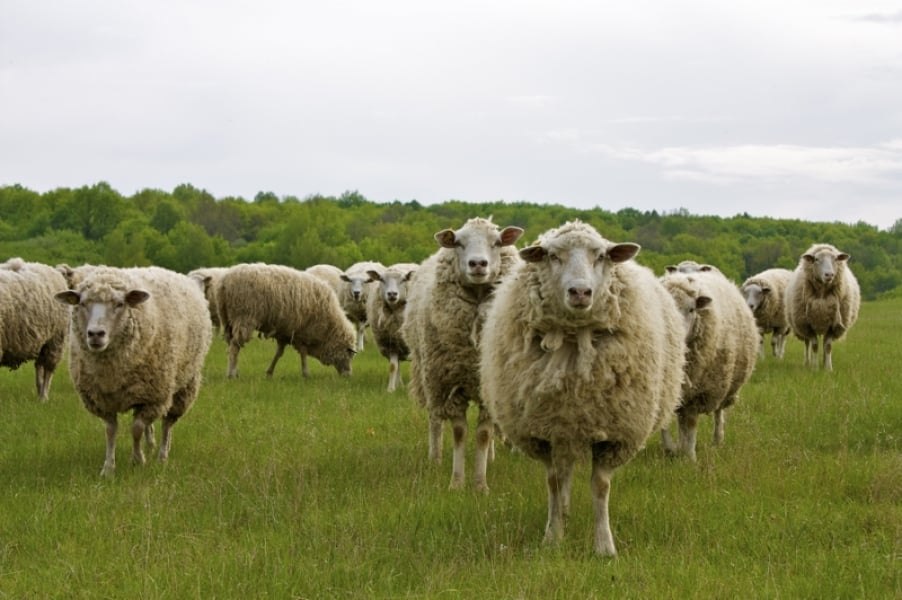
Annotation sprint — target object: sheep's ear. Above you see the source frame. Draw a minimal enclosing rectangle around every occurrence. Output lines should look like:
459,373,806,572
802,254,816,263
499,226,525,246
837,253,850,262
55,290,80,306
366,269,383,282
125,290,150,307
696,295,713,311
608,243,640,263
699,264,715,272
520,245,547,263
403,269,416,281
434,229,457,248
340,274,351,282
665,265,677,274
761,286,772,295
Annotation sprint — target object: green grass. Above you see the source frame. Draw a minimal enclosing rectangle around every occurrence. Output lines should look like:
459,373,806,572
1,300,900,599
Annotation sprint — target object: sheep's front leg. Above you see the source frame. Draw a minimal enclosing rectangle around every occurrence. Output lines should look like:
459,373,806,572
590,460,617,556
300,346,310,378
159,416,177,462
449,414,467,490
356,322,366,351
227,342,241,378
661,427,678,455
472,408,493,493
100,418,118,477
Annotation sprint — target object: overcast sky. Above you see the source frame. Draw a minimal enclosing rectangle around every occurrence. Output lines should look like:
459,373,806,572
2,1,901,230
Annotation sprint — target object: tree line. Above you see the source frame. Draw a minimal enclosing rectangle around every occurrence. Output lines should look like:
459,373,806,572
1,182,900,300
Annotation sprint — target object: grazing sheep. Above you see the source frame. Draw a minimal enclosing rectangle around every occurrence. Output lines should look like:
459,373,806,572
480,220,685,556
305,264,344,296
401,217,524,492
187,267,229,334
661,270,759,461
0,258,70,401
55,266,212,476
365,262,419,392
340,261,384,351
740,268,793,359
215,263,356,379
784,243,860,371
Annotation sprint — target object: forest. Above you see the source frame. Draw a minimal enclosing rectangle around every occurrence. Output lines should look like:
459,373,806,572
1,181,900,300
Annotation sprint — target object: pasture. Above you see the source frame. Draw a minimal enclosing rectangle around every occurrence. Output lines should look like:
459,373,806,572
0,299,900,599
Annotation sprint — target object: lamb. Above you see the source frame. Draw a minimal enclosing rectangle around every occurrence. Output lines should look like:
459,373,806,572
480,220,685,556
0,258,70,401
740,268,793,359
187,267,229,334
54,266,212,476
365,262,419,392
784,243,860,371
660,270,759,461
400,216,524,492
340,261,384,351
215,263,356,379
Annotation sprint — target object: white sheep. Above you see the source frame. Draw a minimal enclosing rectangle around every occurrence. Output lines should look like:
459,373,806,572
784,243,860,371
400,216,524,492
215,263,356,379
365,262,419,392
305,264,344,297
740,268,793,359
340,261,384,351
480,220,685,556
660,270,759,461
664,260,721,275
0,258,70,401
187,267,229,334
55,266,212,476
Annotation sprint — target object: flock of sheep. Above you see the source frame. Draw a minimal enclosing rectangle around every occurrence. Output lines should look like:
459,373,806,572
0,218,861,556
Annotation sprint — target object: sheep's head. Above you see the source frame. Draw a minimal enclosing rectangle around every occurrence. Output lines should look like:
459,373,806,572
802,245,849,285
434,217,524,286
56,281,149,353
662,274,712,343
741,282,770,314
368,266,416,306
340,270,374,302
520,220,639,314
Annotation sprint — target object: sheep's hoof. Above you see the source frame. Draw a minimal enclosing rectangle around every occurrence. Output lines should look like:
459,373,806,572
448,478,466,491
473,481,490,495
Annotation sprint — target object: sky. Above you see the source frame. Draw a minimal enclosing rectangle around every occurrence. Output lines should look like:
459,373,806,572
2,0,901,230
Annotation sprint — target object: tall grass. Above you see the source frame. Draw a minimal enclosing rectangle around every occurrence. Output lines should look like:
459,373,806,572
1,300,899,599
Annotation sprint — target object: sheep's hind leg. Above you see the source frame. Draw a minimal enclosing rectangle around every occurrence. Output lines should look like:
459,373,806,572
100,417,118,477
130,419,149,467
542,449,573,545
590,460,617,556
428,414,443,463
679,411,700,461
265,341,287,378
823,334,834,371
713,408,726,446
448,414,467,490
472,407,493,493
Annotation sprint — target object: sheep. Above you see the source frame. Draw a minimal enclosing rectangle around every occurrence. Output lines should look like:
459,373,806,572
54,266,212,476
0,258,70,401
365,262,419,392
187,267,229,334
400,216,524,492
784,243,860,371
215,263,356,379
480,220,685,556
740,268,793,359
305,264,344,296
660,270,759,461
339,261,384,351
664,260,721,275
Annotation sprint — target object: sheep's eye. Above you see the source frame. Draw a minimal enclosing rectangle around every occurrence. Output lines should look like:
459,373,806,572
115,301,125,309
548,253,560,263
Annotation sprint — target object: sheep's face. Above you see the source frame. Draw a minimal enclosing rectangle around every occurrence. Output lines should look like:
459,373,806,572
56,286,150,353
435,223,524,285
663,278,712,342
340,272,374,302
521,236,639,313
368,268,415,306
741,283,769,314
803,249,849,285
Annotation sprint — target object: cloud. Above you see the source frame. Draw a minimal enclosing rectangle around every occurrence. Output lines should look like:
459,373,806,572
589,141,902,186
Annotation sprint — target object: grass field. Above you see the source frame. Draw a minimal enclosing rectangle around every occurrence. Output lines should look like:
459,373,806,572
0,299,900,599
